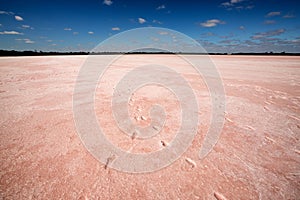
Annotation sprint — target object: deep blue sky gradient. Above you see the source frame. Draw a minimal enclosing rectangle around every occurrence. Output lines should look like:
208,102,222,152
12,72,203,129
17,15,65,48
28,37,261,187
0,0,299,52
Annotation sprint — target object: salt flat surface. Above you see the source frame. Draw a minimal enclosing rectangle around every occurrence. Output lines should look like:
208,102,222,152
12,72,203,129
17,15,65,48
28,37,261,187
0,55,299,199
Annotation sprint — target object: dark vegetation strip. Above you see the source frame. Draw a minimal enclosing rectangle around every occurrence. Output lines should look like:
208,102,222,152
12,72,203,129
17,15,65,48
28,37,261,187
0,50,299,56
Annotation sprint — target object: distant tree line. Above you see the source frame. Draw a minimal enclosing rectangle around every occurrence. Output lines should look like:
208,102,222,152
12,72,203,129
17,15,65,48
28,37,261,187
0,50,89,56
0,50,299,56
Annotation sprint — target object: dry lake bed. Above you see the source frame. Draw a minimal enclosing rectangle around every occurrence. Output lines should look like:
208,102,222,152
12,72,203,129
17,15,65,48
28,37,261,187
0,55,299,199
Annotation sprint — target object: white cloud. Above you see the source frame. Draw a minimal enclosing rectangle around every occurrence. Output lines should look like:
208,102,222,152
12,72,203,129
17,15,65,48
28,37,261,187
231,0,243,3
0,10,14,15
239,26,245,30
200,19,225,27
103,0,113,6
21,25,33,29
88,31,94,34
15,38,34,44
112,27,120,31
221,0,253,10
15,15,23,21
266,12,281,17
156,5,165,10
138,18,146,24
73,32,79,35
153,20,162,24
0,31,23,35
283,14,295,18
221,2,231,6
25,40,34,44
64,28,72,31
251,29,286,40
221,0,243,6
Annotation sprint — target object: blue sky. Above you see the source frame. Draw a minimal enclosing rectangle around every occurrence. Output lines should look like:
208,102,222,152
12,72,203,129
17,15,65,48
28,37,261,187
0,0,299,52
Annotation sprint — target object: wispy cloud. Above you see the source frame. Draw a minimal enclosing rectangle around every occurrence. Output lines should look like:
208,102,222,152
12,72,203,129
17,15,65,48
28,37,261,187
200,19,225,27
221,0,253,10
0,31,23,35
21,25,34,30
251,28,285,39
156,5,165,10
219,39,240,45
138,18,146,24
266,11,281,17
103,0,113,6
64,28,72,31
0,11,9,14
88,31,94,34
239,26,245,30
15,38,34,43
246,5,254,9
219,33,235,39
0,10,14,15
200,32,216,37
264,20,276,24
73,32,79,35
112,27,120,31
232,0,243,3
283,13,295,18
153,20,162,24
221,0,244,6
15,15,23,21
198,35,300,53
24,40,34,44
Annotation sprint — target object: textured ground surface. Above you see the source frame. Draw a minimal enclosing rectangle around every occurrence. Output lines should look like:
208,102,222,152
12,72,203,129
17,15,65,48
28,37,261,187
0,55,299,199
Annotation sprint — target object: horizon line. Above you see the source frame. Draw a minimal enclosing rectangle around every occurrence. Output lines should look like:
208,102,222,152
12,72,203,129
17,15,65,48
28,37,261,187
0,49,300,57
